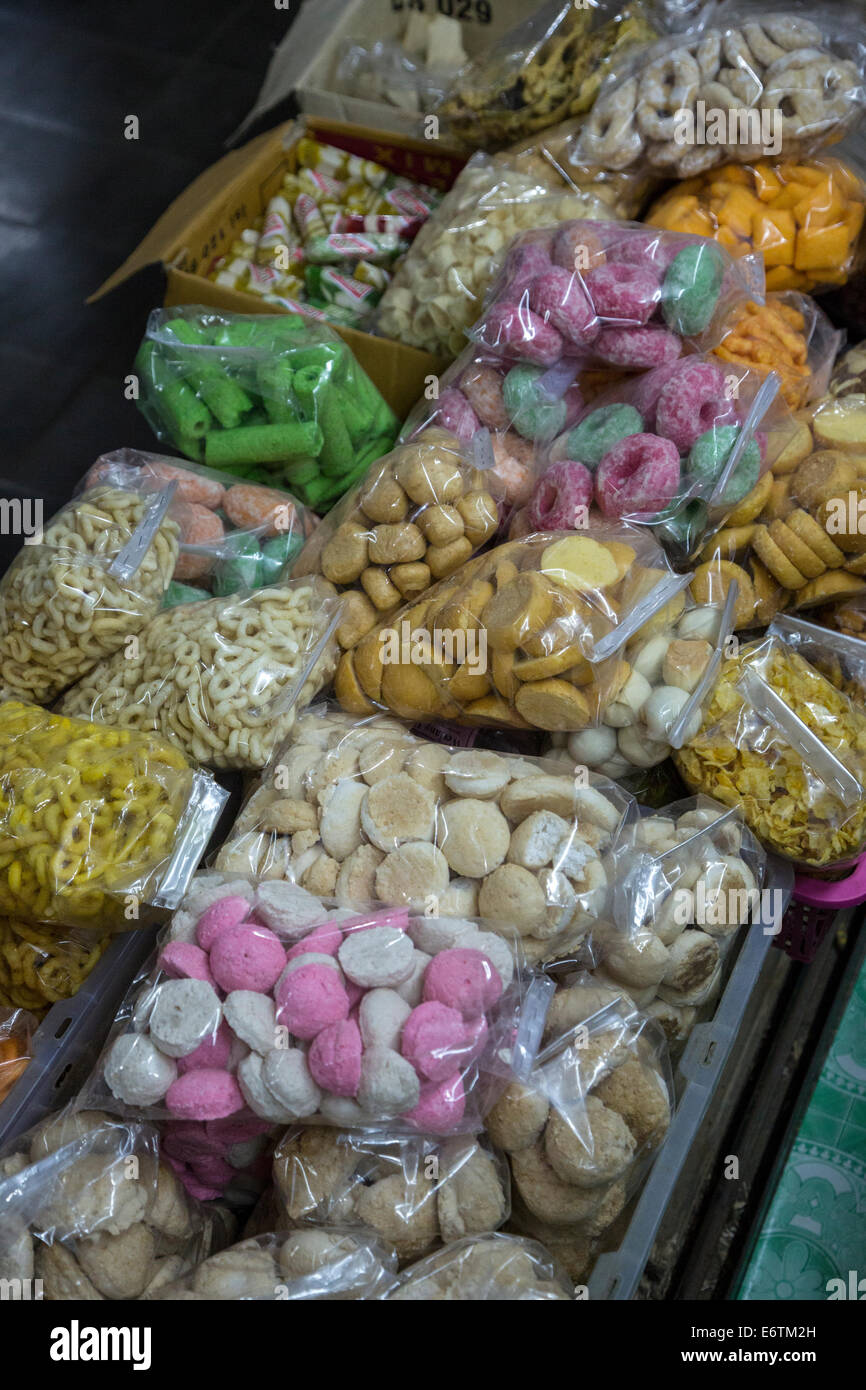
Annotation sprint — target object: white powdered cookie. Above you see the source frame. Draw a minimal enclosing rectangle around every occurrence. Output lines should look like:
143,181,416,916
361,774,436,852
437,798,510,878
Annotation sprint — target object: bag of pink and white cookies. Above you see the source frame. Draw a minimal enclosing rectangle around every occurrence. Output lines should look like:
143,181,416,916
87,873,555,1195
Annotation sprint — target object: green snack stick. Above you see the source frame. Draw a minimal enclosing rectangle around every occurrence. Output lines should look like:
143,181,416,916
214,535,262,595
165,318,254,430
256,359,299,424
163,580,211,607
266,313,307,335
283,344,344,376
213,321,267,348
332,383,374,441
205,421,324,467
136,344,213,443
302,474,344,509
317,391,355,477
355,433,398,470
282,455,320,486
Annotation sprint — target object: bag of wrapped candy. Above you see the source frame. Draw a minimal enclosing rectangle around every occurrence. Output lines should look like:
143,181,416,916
433,0,658,152
487,974,673,1283
290,428,502,655
57,575,342,772
85,449,317,604
570,11,866,180
213,705,635,963
272,1128,510,1265
389,1231,573,1299
646,152,866,296
0,467,180,705
93,872,553,1143
332,528,695,736
673,632,866,870
135,307,399,511
468,220,763,368
0,699,226,931
146,1227,398,1300
0,1108,233,1298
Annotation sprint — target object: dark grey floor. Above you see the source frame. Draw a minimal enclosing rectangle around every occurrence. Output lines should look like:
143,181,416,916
0,0,298,571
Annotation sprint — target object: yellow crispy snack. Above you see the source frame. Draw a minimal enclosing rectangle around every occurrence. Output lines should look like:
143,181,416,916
0,919,110,1016
674,641,866,868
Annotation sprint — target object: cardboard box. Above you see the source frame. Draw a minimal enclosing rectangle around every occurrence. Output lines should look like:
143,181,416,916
93,118,466,418
271,0,526,142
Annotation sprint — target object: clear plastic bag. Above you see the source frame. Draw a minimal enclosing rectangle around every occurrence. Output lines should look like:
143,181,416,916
147,1227,398,1300
470,219,763,367
0,700,226,931
86,449,317,604
0,1109,232,1300
390,1230,573,1298
488,977,672,1268
0,919,111,1017
572,8,866,179
646,153,866,295
434,0,659,152
290,429,502,653
213,703,636,962
135,307,399,512
0,474,180,705
94,878,548,1139
273,1128,509,1263
376,152,621,358
57,576,341,772
712,292,842,410
0,1007,35,1106
768,612,866,702
332,529,695,733
334,38,456,113
674,633,866,869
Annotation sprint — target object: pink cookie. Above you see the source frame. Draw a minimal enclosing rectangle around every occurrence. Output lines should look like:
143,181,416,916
165,1069,245,1120
275,964,350,1040
308,1018,363,1096
190,1152,235,1188
528,269,599,347
595,326,682,368
177,1020,234,1074
526,461,593,530
502,241,554,297
196,895,250,952
158,942,215,988
481,302,564,367
437,387,479,442
401,1001,466,1083
182,1175,222,1202
422,948,502,1019
626,361,686,429
286,922,343,960
595,434,681,517
405,1071,466,1135
209,925,286,994
612,231,685,274
460,1013,490,1068
655,359,728,452
585,262,660,325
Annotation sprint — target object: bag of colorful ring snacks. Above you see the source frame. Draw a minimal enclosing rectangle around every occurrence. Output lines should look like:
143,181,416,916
333,528,696,737
0,1108,233,1298
487,974,673,1286
145,1227,398,1300
135,307,399,512
540,583,739,779
0,467,180,705
389,1232,573,1299
673,632,866,871
213,705,636,964
569,9,866,180
271,1128,510,1265
0,699,226,931
91,873,554,1146
57,575,342,773
290,429,502,657
85,449,317,605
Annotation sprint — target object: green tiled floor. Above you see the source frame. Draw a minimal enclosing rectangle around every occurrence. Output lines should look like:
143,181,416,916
737,958,866,1300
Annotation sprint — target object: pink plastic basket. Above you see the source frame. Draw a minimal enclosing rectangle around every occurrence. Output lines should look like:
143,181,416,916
774,854,866,963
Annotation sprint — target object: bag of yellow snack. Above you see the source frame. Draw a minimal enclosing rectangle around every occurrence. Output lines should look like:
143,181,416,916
673,633,866,870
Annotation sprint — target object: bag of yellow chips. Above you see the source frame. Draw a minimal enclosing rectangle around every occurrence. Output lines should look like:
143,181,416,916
674,634,866,870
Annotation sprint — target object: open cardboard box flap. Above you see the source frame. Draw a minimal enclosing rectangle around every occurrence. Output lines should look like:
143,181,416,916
91,119,463,416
